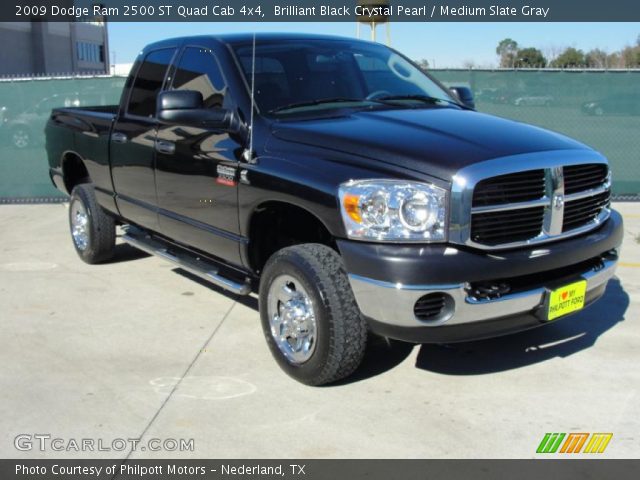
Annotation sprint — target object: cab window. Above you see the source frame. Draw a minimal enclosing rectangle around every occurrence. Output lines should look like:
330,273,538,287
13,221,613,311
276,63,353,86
127,48,176,117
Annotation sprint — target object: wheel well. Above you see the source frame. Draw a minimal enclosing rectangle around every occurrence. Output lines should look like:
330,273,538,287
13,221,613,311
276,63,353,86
62,153,90,194
248,202,335,274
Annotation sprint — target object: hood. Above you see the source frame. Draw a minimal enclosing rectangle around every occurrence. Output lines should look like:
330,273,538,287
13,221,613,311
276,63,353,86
271,107,590,180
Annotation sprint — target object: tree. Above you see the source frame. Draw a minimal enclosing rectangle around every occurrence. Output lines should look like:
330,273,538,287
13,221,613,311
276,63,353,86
585,48,609,68
621,45,640,67
542,44,564,65
496,38,519,67
514,48,547,68
551,47,586,68
607,52,622,68
415,58,429,71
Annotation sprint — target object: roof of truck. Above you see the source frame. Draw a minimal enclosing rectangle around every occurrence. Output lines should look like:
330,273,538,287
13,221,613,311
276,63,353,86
141,33,372,53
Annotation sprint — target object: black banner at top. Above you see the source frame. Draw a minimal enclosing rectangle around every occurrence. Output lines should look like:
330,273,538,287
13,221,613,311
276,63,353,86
3,0,640,22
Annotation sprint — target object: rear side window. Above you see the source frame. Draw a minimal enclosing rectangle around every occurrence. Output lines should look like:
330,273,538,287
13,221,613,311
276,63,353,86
173,47,227,108
127,48,176,117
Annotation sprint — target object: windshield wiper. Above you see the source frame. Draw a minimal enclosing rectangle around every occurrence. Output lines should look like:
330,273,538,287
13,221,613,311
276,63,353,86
269,97,375,114
376,94,471,110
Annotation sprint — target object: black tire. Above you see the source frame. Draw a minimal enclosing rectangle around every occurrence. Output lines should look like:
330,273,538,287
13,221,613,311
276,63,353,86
68,184,116,264
259,244,368,385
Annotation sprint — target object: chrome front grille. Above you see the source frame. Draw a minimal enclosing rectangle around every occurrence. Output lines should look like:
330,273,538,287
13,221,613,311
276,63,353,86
463,161,611,249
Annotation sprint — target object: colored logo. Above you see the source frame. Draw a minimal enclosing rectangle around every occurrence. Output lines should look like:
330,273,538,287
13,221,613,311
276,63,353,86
536,433,613,454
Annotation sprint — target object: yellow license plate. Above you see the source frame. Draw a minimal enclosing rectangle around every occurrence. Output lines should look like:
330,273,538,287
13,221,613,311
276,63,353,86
547,280,587,321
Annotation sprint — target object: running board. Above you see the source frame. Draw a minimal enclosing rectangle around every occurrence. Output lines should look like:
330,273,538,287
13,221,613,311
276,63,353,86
122,228,251,295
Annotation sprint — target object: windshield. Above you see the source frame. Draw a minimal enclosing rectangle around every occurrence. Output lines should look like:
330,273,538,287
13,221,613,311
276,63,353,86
233,39,458,116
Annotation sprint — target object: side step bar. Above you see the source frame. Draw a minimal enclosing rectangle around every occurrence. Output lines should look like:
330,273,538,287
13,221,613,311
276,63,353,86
122,228,251,296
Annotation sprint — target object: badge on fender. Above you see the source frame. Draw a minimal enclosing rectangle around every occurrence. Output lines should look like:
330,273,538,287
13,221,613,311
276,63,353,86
216,165,237,186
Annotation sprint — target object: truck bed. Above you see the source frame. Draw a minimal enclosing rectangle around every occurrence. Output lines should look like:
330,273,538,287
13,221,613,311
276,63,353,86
46,105,119,200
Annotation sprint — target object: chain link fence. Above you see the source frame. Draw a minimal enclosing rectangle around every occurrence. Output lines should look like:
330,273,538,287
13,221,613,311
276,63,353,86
0,69,638,202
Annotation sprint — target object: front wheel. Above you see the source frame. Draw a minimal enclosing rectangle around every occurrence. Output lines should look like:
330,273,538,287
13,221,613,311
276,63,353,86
259,244,367,385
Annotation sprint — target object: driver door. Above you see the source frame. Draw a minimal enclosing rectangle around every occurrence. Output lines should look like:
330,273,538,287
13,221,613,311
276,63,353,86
154,45,244,266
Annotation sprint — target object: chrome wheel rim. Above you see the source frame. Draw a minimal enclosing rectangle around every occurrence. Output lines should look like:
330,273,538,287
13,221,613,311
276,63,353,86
13,130,29,148
267,274,317,364
70,200,89,251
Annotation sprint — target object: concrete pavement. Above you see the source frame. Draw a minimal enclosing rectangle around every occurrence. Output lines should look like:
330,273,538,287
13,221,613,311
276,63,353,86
1,203,638,459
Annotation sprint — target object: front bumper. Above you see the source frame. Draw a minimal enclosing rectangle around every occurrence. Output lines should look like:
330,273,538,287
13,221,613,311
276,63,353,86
338,209,623,343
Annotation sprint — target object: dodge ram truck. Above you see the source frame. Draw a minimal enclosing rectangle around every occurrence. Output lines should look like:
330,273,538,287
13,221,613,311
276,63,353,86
46,34,623,385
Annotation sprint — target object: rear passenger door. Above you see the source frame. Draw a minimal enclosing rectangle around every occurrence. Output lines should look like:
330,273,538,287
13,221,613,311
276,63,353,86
154,46,244,265
111,48,176,231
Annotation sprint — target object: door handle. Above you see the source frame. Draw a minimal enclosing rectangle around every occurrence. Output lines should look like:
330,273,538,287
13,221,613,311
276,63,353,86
155,140,175,155
112,132,127,144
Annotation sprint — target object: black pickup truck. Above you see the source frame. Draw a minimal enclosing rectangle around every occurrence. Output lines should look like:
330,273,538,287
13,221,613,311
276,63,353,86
46,33,623,385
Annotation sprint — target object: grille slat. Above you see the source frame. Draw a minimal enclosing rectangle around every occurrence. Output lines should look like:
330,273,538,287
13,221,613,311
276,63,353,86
562,191,610,232
477,178,545,187
476,228,543,240
565,210,603,220
475,192,546,203
469,163,610,247
564,202,609,219
471,206,545,245
565,202,609,217
473,169,545,207
476,223,543,234
564,164,608,195
472,215,544,227
565,179,606,192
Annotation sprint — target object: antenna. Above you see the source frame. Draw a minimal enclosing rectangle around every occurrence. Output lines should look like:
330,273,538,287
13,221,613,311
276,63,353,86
243,32,257,163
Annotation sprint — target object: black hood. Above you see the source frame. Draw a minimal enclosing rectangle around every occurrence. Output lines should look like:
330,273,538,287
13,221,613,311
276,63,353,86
271,107,590,180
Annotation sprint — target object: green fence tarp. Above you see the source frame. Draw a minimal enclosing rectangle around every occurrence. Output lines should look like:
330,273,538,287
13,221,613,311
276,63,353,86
432,69,640,197
0,70,637,201
0,76,125,201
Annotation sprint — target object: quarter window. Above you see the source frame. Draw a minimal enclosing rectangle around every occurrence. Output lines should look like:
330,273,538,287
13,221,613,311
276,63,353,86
172,47,228,108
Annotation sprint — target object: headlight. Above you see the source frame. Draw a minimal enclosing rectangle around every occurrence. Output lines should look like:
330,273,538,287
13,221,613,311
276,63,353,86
338,179,447,242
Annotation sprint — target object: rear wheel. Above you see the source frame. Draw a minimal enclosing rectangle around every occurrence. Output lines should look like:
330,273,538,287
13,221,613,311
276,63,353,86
259,244,367,385
69,184,115,264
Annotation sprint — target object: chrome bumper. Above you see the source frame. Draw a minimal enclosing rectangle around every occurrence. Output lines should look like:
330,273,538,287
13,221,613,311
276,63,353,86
348,257,617,328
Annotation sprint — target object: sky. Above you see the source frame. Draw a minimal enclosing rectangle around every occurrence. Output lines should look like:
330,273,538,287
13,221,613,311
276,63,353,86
108,22,640,68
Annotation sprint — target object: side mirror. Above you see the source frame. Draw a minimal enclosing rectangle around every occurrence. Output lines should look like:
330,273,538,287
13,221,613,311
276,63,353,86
450,86,476,109
157,90,236,131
